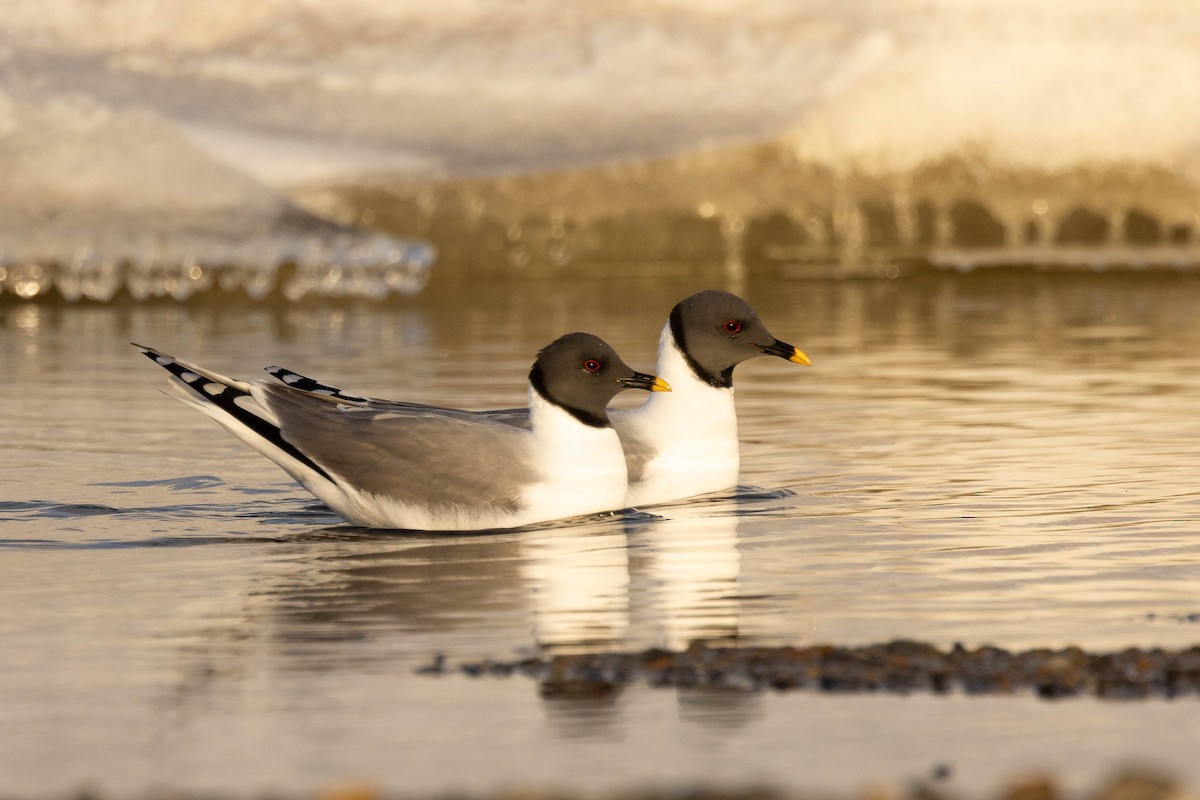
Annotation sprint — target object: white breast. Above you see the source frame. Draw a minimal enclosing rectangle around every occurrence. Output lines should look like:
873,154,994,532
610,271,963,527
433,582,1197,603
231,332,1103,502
519,389,631,522
616,325,740,507
310,394,630,530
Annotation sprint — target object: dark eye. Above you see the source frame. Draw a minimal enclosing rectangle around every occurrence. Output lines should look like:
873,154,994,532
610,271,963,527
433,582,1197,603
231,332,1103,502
583,359,602,373
723,320,743,334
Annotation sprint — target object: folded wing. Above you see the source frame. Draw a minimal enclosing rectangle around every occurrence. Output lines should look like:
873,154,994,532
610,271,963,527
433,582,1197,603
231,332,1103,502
256,383,537,513
266,365,533,429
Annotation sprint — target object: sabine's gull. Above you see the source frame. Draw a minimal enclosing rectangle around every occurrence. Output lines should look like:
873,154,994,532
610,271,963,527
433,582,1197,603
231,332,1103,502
267,290,809,508
135,333,670,531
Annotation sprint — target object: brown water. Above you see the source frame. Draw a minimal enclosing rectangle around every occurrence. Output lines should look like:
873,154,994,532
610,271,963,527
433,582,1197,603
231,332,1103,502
4,271,1200,796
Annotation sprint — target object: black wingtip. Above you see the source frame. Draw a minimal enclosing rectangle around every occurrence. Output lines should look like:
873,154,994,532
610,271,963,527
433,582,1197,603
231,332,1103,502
133,347,337,485
132,342,169,356
262,366,370,402
265,366,309,387
132,343,177,368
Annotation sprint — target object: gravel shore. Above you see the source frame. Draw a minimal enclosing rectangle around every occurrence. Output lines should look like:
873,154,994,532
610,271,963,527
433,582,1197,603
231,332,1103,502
430,640,1200,699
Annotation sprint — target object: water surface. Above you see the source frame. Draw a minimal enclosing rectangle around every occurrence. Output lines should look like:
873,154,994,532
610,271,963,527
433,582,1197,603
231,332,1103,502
3,271,1200,796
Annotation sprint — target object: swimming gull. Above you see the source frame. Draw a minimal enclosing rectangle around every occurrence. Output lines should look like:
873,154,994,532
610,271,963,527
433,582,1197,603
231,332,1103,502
267,290,809,508
134,333,670,530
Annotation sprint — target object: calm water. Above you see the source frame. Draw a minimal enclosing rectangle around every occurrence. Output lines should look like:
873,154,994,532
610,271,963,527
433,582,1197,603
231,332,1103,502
4,271,1200,796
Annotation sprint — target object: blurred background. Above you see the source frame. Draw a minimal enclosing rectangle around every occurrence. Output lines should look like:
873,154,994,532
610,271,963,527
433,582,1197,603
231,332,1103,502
3,0,1200,299
7,4,1200,797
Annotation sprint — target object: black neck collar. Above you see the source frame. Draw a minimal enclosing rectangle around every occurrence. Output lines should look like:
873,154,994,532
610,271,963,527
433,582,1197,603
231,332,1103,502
529,364,611,429
668,306,735,389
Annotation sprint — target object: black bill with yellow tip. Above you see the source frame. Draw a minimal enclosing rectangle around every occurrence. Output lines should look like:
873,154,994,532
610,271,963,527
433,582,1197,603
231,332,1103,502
619,372,673,392
759,340,811,366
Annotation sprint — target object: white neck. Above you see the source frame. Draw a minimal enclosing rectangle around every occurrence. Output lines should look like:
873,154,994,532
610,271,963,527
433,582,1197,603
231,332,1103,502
640,322,736,417
616,323,741,506
524,385,629,518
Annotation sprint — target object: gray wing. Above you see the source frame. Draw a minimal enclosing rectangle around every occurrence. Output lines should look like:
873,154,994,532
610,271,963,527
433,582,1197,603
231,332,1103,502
356,402,530,428
611,410,657,485
472,407,531,427
266,366,532,429
258,383,536,512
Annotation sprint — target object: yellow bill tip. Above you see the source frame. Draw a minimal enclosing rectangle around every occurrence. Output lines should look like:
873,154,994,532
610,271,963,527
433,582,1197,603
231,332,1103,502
789,348,812,366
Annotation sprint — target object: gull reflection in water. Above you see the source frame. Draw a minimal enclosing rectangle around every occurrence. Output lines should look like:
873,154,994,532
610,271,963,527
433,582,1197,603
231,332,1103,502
627,496,744,650
520,497,757,738
519,497,746,654
161,492,760,717
521,524,632,652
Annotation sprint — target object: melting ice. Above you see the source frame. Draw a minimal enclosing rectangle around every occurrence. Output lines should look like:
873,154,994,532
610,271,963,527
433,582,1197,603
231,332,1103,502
3,0,1200,298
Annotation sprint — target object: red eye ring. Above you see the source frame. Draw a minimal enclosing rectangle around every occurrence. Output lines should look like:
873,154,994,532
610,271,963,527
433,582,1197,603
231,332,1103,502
723,320,743,333
583,359,602,373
